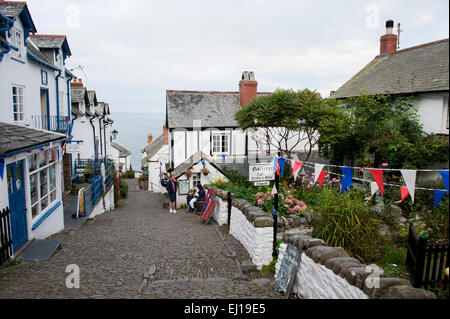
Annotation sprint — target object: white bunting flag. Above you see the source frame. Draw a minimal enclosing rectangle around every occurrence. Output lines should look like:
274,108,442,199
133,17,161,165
272,184,278,195
293,168,300,181
400,169,417,203
314,164,325,184
371,181,379,197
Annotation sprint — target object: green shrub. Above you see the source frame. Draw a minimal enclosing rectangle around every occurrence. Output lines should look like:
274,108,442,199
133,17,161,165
120,181,129,198
312,188,382,262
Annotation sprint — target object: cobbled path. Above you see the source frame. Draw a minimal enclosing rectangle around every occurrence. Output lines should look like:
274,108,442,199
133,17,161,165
0,180,282,299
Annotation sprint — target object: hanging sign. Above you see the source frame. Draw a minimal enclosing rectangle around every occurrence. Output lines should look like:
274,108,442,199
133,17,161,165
249,163,275,182
254,181,270,186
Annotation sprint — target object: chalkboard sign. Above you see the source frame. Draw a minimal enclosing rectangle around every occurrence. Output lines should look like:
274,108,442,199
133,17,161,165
275,244,303,298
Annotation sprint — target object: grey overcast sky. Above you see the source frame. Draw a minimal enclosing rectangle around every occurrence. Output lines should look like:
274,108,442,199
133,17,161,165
25,0,449,113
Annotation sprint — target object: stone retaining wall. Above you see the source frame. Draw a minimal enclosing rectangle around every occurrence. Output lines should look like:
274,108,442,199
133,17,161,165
277,231,437,299
206,187,274,269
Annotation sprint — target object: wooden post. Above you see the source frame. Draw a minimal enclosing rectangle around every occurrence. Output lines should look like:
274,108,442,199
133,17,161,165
273,151,281,258
413,234,428,288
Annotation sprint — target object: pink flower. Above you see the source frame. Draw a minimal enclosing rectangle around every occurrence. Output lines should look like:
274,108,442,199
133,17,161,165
382,163,389,168
257,199,264,206
293,205,301,212
360,169,364,173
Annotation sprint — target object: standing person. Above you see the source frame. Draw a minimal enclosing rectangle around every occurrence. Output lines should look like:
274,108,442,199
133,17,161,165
189,183,205,212
166,174,178,214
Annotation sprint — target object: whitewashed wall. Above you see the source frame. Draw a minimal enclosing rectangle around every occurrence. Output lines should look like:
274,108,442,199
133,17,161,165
212,196,228,226
229,206,273,268
275,243,368,299
415,92,449,135
147,144,169,192
89,185,115,219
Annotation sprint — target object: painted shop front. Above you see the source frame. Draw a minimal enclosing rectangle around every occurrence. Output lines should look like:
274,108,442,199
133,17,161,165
0,122,65,257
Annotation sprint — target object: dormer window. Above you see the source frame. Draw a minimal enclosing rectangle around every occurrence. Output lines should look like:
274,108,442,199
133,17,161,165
10,28,23,59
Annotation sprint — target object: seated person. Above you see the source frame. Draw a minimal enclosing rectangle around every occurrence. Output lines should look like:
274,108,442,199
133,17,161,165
186,189,195,212
189,183,206,211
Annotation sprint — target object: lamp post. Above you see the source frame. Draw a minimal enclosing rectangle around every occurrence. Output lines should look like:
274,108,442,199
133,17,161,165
111,129,118,142
273,151,281,258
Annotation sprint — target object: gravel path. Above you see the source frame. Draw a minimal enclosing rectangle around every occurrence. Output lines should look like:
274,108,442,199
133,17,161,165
0,179,282,299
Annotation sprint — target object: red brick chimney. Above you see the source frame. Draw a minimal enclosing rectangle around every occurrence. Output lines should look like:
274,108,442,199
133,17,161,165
380,20,397,54
163,125,169,145
239,71,258,107
148,134,153,144
70,78,84,88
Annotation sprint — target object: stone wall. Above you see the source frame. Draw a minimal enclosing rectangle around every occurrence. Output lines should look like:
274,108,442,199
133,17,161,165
207,187,274,269
277,231,437,299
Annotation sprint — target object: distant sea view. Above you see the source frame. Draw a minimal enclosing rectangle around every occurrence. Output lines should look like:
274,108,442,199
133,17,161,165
110,112,165,172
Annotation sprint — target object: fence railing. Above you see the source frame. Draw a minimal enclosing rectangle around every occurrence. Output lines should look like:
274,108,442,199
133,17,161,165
90,175,103,206
74,159,102,177
406,223,449,290
105,161,114,191
0,207,13,265
31,115,69,133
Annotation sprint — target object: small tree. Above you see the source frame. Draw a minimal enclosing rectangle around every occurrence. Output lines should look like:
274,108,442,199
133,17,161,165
235,89,351,162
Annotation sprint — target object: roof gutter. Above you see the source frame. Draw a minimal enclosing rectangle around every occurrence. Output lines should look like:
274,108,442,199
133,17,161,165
0,39,18,63
0,138,66,159
27,52,59,71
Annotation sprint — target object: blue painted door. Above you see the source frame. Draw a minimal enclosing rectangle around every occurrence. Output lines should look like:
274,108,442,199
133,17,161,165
7,160,28,253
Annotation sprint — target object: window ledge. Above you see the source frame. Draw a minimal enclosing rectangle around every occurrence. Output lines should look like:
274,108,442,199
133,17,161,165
31,201,61,231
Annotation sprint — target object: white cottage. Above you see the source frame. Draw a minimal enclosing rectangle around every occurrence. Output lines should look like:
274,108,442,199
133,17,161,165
330,20,449,136
111,142,131,173
141,130,170,192
0,122,65,257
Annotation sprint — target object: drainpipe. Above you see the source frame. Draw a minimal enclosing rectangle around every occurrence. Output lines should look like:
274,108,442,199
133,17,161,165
55,69,62,131
89,116,97,160
66,73,75,124
103,120,109,161
99,115,104,159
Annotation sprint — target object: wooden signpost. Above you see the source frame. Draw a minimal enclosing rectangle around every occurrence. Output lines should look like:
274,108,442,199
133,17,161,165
275,243,303,298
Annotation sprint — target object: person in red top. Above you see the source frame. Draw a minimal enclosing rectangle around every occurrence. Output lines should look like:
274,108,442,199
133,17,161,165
166,173,178,214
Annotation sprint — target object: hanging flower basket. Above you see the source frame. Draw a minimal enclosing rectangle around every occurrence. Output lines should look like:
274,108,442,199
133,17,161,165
201,168,210,176
185,169,193,178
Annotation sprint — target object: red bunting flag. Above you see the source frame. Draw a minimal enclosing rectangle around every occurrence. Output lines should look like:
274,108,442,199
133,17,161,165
291,161,304,177
276,163,281,176
318,170,327,187
395,187,410,203
52,148,56,163
369,169,384,195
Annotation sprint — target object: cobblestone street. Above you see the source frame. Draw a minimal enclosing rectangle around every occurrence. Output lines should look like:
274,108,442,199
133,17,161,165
0,180,282,299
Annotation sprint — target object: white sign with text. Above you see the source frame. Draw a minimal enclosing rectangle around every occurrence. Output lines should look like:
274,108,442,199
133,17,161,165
249,163,274,182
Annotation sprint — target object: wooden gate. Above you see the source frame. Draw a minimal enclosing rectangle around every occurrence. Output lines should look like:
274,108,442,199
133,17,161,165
0,207,13,264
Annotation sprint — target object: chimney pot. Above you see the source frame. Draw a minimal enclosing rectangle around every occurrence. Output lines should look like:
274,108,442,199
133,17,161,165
380,20,397,54
148,134,153,144
163,125,169,145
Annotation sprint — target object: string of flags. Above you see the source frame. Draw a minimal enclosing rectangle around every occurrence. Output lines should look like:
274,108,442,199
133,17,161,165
272,155,449,208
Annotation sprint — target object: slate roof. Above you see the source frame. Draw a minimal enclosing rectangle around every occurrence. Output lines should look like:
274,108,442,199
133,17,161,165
71,106,83,117
330,39,449,99
71,87,88,104
166,91,271,129
26,38,58,70
141,134,165,167
111,142,131,158
87,90,98,107
29,34,71,57
0,121,65,155
0,1,25,18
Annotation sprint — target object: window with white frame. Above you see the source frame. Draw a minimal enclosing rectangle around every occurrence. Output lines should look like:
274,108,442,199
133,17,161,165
29,149,58,220
12,85,24,122
192,173,201,189
9,28,23,59
211,132,230,155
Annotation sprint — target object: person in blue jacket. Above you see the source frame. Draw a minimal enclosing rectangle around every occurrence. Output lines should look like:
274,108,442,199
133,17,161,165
188,183,205,212
166,174,178,214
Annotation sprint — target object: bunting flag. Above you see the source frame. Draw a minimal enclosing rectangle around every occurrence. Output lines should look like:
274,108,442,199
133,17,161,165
394,187,410,203
0,159,4,180
273,156,278,172
369,169,384,195
441,171,449,192
202,160,206,168
222,154,226,161
340,166,353,194
57,149,60,162
433,190,447,208
400,169,417,203
291,161,304,177
271,184,278,195
227,154,231,159
278,158,286,177
370,181,380,197
318,170,327,188
52,148,56,163
314,164,326,184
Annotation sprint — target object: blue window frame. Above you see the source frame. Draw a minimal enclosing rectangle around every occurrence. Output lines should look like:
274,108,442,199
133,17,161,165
41,70,48,85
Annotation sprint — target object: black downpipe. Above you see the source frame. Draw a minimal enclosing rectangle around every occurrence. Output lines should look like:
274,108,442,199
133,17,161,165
103,120,108,161
98,117,104,158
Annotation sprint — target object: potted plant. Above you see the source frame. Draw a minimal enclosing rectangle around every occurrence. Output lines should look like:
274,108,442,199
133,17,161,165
185,169,193,178
201,168,210,176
